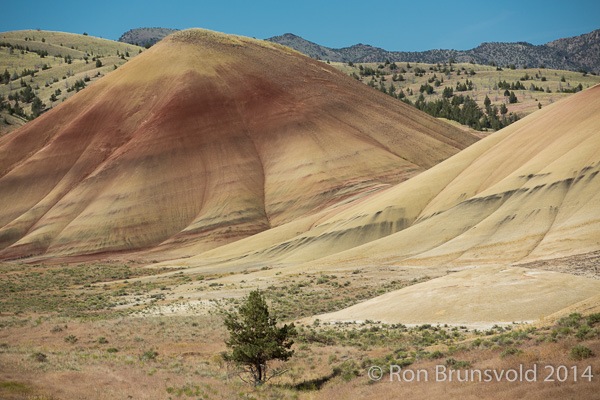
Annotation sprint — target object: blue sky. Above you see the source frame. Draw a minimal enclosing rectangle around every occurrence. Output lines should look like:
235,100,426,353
5,0,600,51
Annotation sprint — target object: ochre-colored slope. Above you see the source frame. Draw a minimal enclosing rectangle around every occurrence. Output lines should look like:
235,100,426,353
302,85,600,326
0,29,475,260
162,84,600,272
310,265,600,327
147,84,600,328
313,84,600,268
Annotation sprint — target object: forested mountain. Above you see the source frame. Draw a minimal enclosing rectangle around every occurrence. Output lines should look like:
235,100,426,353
267,29,600,73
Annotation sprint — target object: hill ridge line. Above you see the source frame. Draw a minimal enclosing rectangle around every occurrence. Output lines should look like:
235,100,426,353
266,29,600,73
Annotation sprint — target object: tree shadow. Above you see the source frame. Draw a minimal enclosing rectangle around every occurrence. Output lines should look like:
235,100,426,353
281,369,341,391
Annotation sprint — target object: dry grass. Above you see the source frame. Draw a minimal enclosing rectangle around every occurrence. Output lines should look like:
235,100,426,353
0,30,143,57
0,311,597,399
166,28,300,56
0,30,143,134
332,60,600,132
0,259,598,399
310,266,600,328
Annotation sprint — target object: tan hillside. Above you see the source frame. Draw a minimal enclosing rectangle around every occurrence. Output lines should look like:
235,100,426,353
311,265,600,327
332,61,600,129
0,28,476,261
307,83,600,269
161,84,600,275
155,84,600,328
0,30,144,135
285,84,600,326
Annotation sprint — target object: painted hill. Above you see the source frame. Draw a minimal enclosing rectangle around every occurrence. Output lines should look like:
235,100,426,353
160,84,600,327
306,84,600,326
176,83,600,270
267,29,600,72
308,83,600,269
0,29,476,261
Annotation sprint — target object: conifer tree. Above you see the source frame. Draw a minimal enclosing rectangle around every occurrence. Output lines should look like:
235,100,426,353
222,290,296,386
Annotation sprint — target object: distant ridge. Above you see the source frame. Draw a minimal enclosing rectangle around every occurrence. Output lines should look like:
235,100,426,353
119,27,178,47
119,28,600,71
547,29,600,74
267,29,600,73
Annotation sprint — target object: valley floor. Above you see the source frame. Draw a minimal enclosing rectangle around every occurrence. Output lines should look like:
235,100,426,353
0,258,598,399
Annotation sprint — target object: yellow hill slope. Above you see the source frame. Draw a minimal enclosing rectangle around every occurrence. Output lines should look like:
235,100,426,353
296,85,600,326
165,84,600,272
311,83,600,268
310,265,600,327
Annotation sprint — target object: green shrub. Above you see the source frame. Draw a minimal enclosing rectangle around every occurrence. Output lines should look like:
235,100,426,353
32,352,47,362
570,344,593,360
333,360,360,382
558,313,583,328
576,325,594,340
445,358,471,369
64,335,78,344
140,349,158,361
428,350,445,359
587,313,600,325
500,347,522,358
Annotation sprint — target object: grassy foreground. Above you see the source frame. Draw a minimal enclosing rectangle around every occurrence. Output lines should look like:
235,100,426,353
0,261,597,399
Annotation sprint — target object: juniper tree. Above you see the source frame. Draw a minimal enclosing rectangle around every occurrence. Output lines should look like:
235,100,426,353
222,290,296,386
484,95,491,111
31,96,45,118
